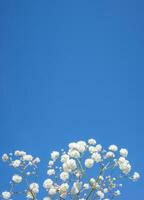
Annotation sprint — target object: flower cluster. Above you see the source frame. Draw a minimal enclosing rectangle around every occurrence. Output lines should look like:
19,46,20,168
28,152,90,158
43,139,140,200
1,139,140,200
1,151,40,200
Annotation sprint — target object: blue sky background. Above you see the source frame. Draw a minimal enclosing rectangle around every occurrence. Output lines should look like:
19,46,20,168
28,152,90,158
0,0,144,199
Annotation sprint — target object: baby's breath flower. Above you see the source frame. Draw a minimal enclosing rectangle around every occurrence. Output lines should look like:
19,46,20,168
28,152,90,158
51,151,60,161
2,154,9,162
29,183,39,193
109,145,118,152
91,152,101,162
88,138,96,145
132,172,140,181
12,174,22,183
2,191,11,199
47,169,55,176
97,190,104,199
43,179,53,189
12,159,21,168
85,158,94,168
60,171,69,181
23,154,33,161
120,148,128,157
48,187,57,195
105,151,115,159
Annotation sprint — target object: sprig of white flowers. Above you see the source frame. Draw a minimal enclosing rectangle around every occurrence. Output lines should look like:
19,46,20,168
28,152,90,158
1,139,140,200
43,139,140,200
1,151,40,200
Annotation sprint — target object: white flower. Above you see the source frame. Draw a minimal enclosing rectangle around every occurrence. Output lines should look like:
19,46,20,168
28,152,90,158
48,187,57,195
88,138,96,145
114,190,121,196
68,141,86,153
63,159,77,172
27,191,33,199
47,169,55,176
118,156,126,164
68,142,78,149
105,151,115,159
2,154,9,162
43,179,53,189
132,172,140,181
77,141,87,153
33,157,40,164
83,183,90,190
89,146,97,153
85,158,94,168
103,188,108,193
60,172,69,181
120,148,128,157
109,145,118,152
91,153,101,163
12,160,21,168
12,174,22,183
95,144,102,152
97,191,104,199
51,151,60,161
48,160,54,166
61,154,69,163
29,183,39,193
2,191,11,199
59,183,69,197
90,178,96,185
68,149,80,158
14,150,26,156
118,159,131,174
23,154,33,161
71,182,82,195
99,176,104,181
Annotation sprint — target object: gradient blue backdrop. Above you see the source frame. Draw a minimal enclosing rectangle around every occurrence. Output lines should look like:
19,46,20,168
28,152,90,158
0,0,144,199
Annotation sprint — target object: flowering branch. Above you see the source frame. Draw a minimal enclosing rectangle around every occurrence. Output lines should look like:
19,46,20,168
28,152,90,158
1,151,40,200
1,139,140,200
43,139,140,200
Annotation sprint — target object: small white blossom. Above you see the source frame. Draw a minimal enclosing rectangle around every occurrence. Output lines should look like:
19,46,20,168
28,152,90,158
114,190,121,196
2,191,11,199
109,145,118,152
60,172,69,181
132,172,140,181
12,159,21,168
29,183,39,193
95,144,102,152
91,152,101,163
51,151,60,161
47,169,55,176
97,191,104,199
48,187,57,195
120,148,128,157
14,150,26,156
85,158,94,168
88,138,96,145
105,151,115,159
23,154,33,161
43,179,53,189
12,174,22,183
2,154,9,162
